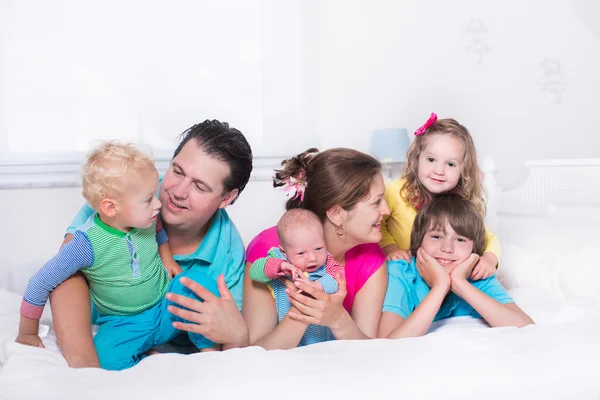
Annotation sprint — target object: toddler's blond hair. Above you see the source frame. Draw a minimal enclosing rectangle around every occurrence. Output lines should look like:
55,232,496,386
82,142,156,210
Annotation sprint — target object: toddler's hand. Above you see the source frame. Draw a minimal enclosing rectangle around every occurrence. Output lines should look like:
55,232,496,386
386,248,411,261
16,333,45,349
165,261,183,277
280,262,303,281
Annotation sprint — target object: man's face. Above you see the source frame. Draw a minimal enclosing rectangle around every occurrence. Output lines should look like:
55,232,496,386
159,139,238,232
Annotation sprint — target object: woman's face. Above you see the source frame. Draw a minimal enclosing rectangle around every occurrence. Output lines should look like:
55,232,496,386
342,173,390,245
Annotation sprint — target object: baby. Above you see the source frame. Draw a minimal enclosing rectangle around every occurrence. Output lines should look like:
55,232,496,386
249,208,342,345
16,142,219,370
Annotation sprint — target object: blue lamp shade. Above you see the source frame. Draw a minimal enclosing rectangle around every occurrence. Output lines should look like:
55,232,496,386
370,128,410,163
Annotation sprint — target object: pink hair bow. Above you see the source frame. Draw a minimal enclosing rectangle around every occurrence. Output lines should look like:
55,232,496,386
283,172,307,201
414,112,438,136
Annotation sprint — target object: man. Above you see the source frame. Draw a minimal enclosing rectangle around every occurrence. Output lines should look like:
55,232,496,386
50,120,252,367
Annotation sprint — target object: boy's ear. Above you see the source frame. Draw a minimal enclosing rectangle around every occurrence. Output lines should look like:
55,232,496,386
99,197,119,217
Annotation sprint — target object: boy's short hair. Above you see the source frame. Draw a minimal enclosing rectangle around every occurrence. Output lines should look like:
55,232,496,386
410,194,486,257
277,209,323,246
82,141,157,210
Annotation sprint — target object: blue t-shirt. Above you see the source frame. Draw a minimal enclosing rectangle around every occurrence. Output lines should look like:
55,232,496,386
67,203,246,310
383,258,513,321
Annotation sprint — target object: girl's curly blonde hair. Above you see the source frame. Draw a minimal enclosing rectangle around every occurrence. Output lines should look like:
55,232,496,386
401,118,486,215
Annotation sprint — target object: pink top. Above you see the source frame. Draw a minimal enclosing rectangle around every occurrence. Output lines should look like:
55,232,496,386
246,226,386,313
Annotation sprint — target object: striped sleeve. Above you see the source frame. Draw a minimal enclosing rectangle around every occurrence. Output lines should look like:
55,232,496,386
155,215,168,246
21,231,94,320
315,254,342,294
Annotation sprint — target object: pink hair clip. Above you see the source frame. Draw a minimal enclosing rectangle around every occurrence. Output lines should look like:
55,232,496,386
282,171,307,201
414,112,438,136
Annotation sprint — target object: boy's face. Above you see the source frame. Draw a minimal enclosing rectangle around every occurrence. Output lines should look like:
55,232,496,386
420,219,474,271
281,224,328,272
119,168,162,229
417,135,465,194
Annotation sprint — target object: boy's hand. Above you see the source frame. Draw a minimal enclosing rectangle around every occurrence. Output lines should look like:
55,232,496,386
450,254,480,289
416,248,451,291
280,262,303,281
469,253,498,280
16,333,45,348
165,261,183,277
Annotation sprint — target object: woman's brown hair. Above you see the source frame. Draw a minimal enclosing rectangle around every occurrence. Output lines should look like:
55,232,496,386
402,118,486,215
274,148,381,221
409,194,486,257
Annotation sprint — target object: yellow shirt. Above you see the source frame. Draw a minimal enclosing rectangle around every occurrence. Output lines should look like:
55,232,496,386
380,178,502,260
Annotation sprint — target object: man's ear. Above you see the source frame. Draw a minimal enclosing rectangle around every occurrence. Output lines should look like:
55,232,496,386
219,188,239,209
99,197,119,217
325,205,344,227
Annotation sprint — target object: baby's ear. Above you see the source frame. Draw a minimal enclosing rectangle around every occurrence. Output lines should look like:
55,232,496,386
99,197,119,217
278,245,287,255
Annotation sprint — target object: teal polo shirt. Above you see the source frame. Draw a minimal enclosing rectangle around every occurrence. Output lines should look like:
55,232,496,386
67,201,245,310
383,258,513,321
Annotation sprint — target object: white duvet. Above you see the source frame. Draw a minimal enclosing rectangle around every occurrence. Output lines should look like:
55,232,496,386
2,244,600,400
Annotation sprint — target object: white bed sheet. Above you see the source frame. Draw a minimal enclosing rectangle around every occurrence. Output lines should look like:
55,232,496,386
2,287,600,400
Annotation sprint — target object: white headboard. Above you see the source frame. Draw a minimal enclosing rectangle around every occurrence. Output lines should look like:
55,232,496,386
482,158,600,299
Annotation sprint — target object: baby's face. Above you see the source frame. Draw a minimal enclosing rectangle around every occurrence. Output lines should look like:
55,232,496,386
420,220,474,271
281,225,328,272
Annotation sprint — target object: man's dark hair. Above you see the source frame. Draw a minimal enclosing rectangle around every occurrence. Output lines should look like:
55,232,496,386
174,119,253,204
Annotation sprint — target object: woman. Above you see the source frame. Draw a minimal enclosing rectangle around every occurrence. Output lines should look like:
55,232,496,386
243,148,391,349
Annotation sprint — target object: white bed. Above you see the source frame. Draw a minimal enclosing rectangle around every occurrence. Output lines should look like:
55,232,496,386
2,158,600,400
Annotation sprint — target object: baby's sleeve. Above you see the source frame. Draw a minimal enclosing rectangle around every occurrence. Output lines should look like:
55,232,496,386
155,216,168,246
21,231,94,320
248,247,285,284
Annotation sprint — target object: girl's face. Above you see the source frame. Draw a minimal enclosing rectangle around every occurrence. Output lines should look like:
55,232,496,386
342,173,390,245
417,134,465,195
421,219,474,272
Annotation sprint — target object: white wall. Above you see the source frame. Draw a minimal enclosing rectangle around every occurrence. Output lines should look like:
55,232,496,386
303,0,600,188
2,0,600,288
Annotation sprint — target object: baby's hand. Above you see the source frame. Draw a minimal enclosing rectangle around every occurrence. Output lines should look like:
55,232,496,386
296,277,323,291
280,262,303,281
15,333,45,349
165,261,183,278
386,248,411,261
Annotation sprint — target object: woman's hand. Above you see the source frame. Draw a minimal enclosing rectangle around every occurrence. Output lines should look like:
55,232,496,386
285,272,347,330
415,248,451,292
167,274,249,349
